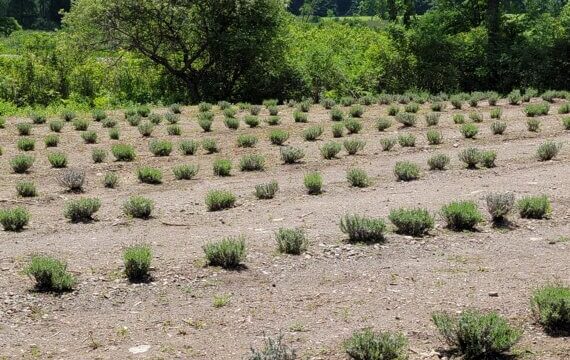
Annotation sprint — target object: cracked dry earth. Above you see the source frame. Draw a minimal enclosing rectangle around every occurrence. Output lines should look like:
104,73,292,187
0,99,569,359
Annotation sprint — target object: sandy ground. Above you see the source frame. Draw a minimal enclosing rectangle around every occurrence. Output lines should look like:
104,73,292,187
0,98,569,359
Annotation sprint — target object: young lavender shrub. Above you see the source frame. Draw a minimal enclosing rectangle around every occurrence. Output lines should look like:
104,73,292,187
527,118,541,132
344,328,408,360
224,116,240,129
468,112,483,123
81,130,98,144
104,172,119,188
397,133,416,147
453,114,465,124
213,159,232,176
426,129,443,145
293,110,308,123
387,104,400,116
490,107,502,119
25,256,76,292
281,147,304,164
239,154,265,171
202,138,218,154
127,114,142,126
525,102,550,117
425,113,440,126
388,208,434,237
244,115,260,128
330,106,344,121
123,245,152,283
380,137,397,151
0,207,30,231
458,148,482,169
112,144,136,161
460,123,479,139
332,123,344,138
47,152,67,168
137,167,163,184
346,168,370,188
16,181,37,197
340,214,387,243
165,112,180,124
92,109,107,121
138,121,154,137
49,120,64,133
63,198,101,223
149,139,173,156
536,141,562,161
304,172,323,195
517,195,551,219
490,121,507,135
269,129,289,145
508,89,522,105
343,139,366,155
198,102,212,112
450,95,464,109
394,161,420,181
237,134,258,148
17,138,35,151
321,98,336,109
266,116,281,126
486,192,515,224
58,168,85,192
320,141,342,159
558,103,570,114
72,118,90,131
344,118,363,134
395,112,417,127
203,236,246,269
44,134,59,147
109,128,120,140
173,164,199,180
179,140,198,155
170,103,182,114
10,154,34,173
123,196,154,219
303,125,323,141
275,228,308,255
531,284,570,334
349,104,364,118
249,105,261,115
297,100,311,112
136,105,151,117
205,190,236,211
428,153,450,170
167,124,182,135
376,117,392,131
255,181,279,199
440,201,483,231
480,150,497,168
404,102,419,113
430,102,445,112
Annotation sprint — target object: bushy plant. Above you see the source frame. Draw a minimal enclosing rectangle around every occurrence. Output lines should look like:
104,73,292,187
387,104,400,116
378,93,393,105
523,88,538,102
297,100,311,112
404,102,419,113
344,328,408,360
30,112,46,124
431,102,445,112
525,103,550,117
293,110,308,123
165,112,180,124
304,172,323,194
380,137,397,151
123,196,154,219
0,207,30,231
213,159,232,176
425,113,440,127
64,198,101,223
480,150,497,168
137,166,163,184
127,114,142,126
267,105,279,116
536,140,562,161
344,118,363,134
203,236,246,268
490,108,502,119
92,109,107,121
218,100,231,110
394,161,420,181
47,152,67,168
16,181,37,197
237,134,258,148
49,120,64,133
468,112,483,123
281,147,304,164
349,104,364,118
428,153,450,170
81,130,98,144
244,115,260,128
458,148,482,169
517,195,551,219
149,139,173,156
266,116,281,125
487,92,499,106
389,208,434,237
541,90,557,102
249,105,261,115
224,116,240,129
340,214,386,243
166,124,182,135
72,118,89,131
303,125,323,141
17,138,35,151
123,245,152,283
397,133,416,147
124,108,137,119
112,144,136,161
330,106,344,121
138,121,154,137
376,117,392,131
198,117,213,132
340,97,354,107
346,168,370,188
10,154,34,173
275,228,308,255
25,256,75,292
358,95,376,105
453,114,465,124
531,285,570,334
508,89,521,105
558,103,570,114
344,139,366,155
332,123,345,137
255,181,279,199
486,192,515,223
269,129,289,145
44,134,59,147
170,103,182,114
563,117,570,130
206,190,236,211
173,164,198,180
202,138,218,153
61,109,76,122
426,129,443,145
440,201,483,230
320,141,342,159
102,118,117,128
450,96,464,109
432,310,521,359
240,154,265,171
104,172,119,188
58,168,85,192
321,98,336,109
109,128,120,140
490,121,507,135
136,105,151,117
198,102,212,112
395,113,416,127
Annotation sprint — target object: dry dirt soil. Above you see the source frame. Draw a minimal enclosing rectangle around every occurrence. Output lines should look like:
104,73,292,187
0,99,569,359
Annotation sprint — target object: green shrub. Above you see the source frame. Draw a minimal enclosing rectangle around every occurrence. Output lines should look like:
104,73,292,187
58,168,85,192
109,128,120,140
432,310,521,359
527,118,541,132
61,109,76,122
431,102,445,112
49,120,64,133
89,148,106,164
178,140,198,155
249,105,261,115
394,161,420,181
136,105,151,117
378,93,393,105
517,195,551,219
558,103,570,114
81,130,98,144
468,112,483,123
404,102,419,113
240,154,265,171
321,98,336,109
387,104,400,116
104,172,119,188
127,114,142,126
487,92,499,105
275,228,308,255
206,190,236,211
218,100,232,110
453,114,465,124
460,123,479,139
397,133,416,147
346,168,370,188
92,109,107,121
0,207,30,231
344,139,366,155
485,192,515,223
269,129,289,145
340,214,386,243
149,113,163,124
266,116,281,125
137,166,163,184
165,112,179,124
124,108,137,119
281,147,305,164
166,124,182,135
47,152,67,168
332,123,345,137
426,129,443,145
72,118,89,131
25,256,75,292
123,196,154,219
458,148,482,169
255,181,279,199
480,150,497,168
203,236,246,268
380,137,397,151
523,88,538,102
202,138,218,153
537,140,562,161
137,121,154,137
450,96,464,109
330,106,344,121
428,153,450,170
349,104,364,118
149,139,173,156
173,164,198,180
304,172,323,195
112,144,136,161
344,118,363,134
213,159,232,176
198,117,213,132
376,117,392,131
267,105,279,116
339,97,354,107
541,90,557,102
531,285,570,334
16,181,37,197
490,121,507,135
224,117,240,129
30,113,46,124
198,102,212,112
320,141,342,159
508,89,522,105
16,122,32,136
17,138,35,151
440,201,483,230
525,103,550,117
170,103,182,114
424,112,439,126
123,245,152,282
395,113,416,127
10,154,34,173
44,134,59,147
390,208,434,238
293,110,308,123
490,108,502,119
359,95,376,105
237,134,258,148
344,328,408,360
64,198,101,223
562,117,570,130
